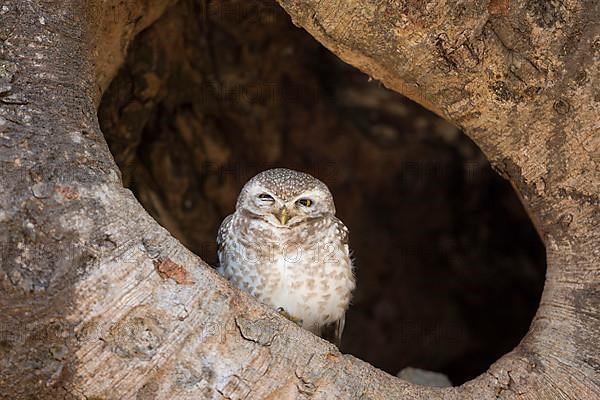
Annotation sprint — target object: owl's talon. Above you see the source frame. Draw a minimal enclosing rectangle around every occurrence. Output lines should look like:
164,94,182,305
277,307,303,326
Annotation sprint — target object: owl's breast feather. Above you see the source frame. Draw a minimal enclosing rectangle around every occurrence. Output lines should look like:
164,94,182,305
219,213,354,334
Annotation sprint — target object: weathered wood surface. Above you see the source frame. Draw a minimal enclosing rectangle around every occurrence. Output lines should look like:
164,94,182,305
0,0,598,398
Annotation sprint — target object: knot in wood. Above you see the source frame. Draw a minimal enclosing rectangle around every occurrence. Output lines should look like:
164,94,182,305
109,306,165,360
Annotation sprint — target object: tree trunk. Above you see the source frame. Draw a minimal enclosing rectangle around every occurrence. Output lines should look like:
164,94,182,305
0,0,598,399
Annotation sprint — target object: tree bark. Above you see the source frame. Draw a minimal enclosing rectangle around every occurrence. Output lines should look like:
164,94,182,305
0,0,598,399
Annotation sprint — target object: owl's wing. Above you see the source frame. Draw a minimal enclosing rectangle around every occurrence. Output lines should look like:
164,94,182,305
332,216,350,246
216,214,233,270
323,217,351,347
320,314,346,348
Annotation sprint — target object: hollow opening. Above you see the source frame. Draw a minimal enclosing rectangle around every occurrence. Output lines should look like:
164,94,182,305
98,0,546,385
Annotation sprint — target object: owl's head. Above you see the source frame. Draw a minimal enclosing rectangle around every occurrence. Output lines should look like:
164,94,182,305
236,168,336,227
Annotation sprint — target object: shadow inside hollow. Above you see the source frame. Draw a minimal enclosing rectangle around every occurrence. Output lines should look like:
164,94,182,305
98,0,546,385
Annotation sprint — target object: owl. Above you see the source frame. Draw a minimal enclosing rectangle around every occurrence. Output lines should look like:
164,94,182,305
217,168,355,345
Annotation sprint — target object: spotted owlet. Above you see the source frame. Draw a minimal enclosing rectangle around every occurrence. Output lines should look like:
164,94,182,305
217,168,355,345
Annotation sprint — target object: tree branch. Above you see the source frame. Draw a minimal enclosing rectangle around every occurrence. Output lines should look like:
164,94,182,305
0,0,598,398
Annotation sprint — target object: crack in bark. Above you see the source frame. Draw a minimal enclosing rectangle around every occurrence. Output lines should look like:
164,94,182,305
235,316,278,346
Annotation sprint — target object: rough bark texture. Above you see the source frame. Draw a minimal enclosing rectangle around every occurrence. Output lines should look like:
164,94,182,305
0,1,598,400
97,0,545,384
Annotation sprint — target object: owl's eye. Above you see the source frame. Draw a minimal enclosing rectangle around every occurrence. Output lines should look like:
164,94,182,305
258,193,275,202
297,198,313,207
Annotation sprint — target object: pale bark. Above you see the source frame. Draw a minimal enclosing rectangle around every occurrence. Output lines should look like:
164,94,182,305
0,1,598,399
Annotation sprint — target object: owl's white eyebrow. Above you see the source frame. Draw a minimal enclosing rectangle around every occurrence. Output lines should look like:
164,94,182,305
291,191,322,201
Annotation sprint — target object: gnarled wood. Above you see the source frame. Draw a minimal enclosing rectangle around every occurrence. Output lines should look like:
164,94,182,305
275,0,600,398
0,0,597,399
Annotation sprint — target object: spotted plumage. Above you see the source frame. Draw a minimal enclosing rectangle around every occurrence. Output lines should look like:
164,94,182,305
217,168,355,345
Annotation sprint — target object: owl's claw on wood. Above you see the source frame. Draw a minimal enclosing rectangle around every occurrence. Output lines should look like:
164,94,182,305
277,307,303,326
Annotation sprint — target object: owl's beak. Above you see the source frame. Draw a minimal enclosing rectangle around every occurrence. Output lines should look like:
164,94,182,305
275,206,289,225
